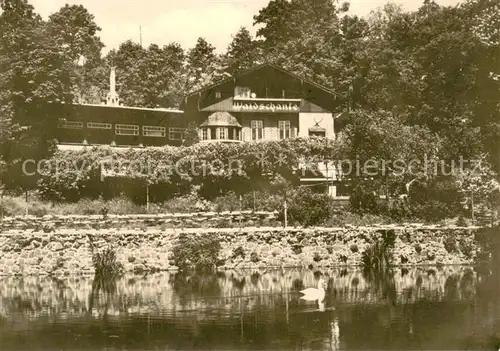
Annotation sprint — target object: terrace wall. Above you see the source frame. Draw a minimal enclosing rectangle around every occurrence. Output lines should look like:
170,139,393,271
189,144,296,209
0,215,481,275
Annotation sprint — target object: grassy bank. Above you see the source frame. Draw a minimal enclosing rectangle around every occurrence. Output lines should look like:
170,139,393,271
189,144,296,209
0,193,478,228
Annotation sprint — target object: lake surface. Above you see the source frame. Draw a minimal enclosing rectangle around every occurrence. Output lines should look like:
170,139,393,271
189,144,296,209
0,266,499,350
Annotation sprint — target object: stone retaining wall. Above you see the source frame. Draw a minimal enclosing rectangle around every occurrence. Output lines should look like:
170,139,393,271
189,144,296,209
0,211,280,231
0,225,480,276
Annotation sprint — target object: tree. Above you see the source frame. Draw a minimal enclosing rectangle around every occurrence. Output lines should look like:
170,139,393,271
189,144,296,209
106,41,186,108
0,0,74,159
348,0,499,171
142,43,186,108
182,122,200,146
47,5,103,64
0,0,76,192
185,37,228,93
253,0,369,101
47,4,105,104
463,0,500,47
107,40,146,106
452,153,500,217
223,27,262,75
461,0,500,174
340,109,442,197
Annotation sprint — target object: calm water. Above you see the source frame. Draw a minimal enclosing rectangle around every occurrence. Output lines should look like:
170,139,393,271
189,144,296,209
0,266,499,351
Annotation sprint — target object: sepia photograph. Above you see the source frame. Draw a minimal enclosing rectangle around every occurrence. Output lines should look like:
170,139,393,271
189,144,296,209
0,0,499,349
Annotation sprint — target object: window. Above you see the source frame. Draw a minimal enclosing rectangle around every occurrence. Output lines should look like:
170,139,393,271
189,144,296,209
87,122,112,129
233,128,240,140
282,89,286,98
251,120,264,141
279,120,292,139
143,125,166,137
215,91,221,99
59,120,83,129
169,127,186,140
234,86,251,98
217,127,228,140
201,129,209,140
115,124,139,136
309,130,326,138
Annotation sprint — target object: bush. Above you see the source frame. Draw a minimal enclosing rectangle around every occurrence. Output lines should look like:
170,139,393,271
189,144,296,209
27,201,49,217
414,243,422,254
0,195,53,217
349,182,381,214
361,240,393,271
293,245,302,255
161,191,213,213
30,139,339,203
87,235,124,280
232,246,245,259
443,235,457,253
91,246,124,278
381,229,396,248
350,244,359,253
212,192,242,212
172,233,221,272
0,196,25,216
408,177,464,221
250,252,259,263
106,196,146,214
387,198,413,220
459,239,474,258
282,189,333,227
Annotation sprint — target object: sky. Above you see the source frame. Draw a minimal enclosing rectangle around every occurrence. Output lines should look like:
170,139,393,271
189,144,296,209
28,0,463,54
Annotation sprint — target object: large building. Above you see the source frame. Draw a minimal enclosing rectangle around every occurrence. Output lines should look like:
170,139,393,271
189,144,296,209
55,67,185,148
182,63,347,143
54,64,350,197
55,64,348,148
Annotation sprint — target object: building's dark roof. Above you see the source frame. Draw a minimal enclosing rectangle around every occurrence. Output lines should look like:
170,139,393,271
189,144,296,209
184,62,341,100
200,111,242,127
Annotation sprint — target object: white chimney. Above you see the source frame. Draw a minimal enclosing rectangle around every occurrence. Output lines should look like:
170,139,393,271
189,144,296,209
106,67,121,106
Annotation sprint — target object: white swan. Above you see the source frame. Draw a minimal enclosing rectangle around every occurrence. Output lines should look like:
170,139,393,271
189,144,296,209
300,278,326,301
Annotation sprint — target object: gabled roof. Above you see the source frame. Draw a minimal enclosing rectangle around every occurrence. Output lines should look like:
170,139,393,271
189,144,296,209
200,111,242,127
184,62,341,99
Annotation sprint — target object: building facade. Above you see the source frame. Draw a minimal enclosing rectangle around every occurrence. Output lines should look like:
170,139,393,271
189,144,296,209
52,64,352,197
182,64,347,143
55,64,348,148
55,67,186,148
55,103,185,147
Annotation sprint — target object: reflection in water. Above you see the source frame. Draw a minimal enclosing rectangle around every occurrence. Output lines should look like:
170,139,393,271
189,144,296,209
88,272,120,319
0,266,498,350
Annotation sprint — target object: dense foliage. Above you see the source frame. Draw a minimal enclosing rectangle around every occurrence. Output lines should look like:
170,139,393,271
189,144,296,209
283,189,335,227
361,230,396,271
1,133,494,222
87,234,124,280
172,233,222,272
0,0,498,224
31,138,340,202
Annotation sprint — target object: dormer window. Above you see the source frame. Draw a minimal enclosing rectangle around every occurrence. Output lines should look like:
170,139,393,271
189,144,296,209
215,91,221,99
234,86,251,99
